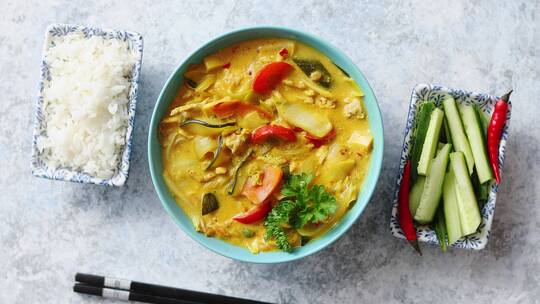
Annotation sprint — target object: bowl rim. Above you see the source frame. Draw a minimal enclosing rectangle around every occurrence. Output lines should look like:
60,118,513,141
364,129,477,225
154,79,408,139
148,25,384,263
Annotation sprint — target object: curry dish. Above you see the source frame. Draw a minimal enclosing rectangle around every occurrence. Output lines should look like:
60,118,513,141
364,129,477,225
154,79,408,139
159,38,373,253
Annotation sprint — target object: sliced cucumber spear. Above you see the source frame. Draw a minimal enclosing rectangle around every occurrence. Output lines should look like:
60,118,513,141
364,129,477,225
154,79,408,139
414,143,452,224
443,170,463,245
410,102,436,181
434,206,448,252
443,96,475,174
450,152,481,236
459,104,493,184
409,176,425,217
443,116,452,144
417,108,444,176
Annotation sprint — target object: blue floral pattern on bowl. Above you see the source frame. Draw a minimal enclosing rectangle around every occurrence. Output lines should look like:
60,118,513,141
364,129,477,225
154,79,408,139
30,24,143,186
390,84,512,250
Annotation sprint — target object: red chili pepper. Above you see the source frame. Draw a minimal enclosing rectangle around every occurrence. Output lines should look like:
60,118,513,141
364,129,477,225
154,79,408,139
252,62,293,94
487,90,512,184
232,201,272,224
398,160,421,255
278,48,289,58
222,62,231,69
250,125,296,144
305,128,336,148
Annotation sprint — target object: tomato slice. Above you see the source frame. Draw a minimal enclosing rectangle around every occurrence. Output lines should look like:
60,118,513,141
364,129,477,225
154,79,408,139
250,125,296,144
232,200,272,224
242,166,283,204
252,62,293,94
304,128,336,148
211,101,273,120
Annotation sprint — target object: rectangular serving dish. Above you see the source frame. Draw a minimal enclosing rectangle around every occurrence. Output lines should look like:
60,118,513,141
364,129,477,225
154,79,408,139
390,84,512,250
30,24,143,186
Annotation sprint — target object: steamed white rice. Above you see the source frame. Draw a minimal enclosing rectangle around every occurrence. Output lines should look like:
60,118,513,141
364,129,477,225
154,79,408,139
37,33,137,178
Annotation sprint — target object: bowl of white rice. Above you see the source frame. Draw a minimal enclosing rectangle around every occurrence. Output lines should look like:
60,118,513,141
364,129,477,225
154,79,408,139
31,24,143,186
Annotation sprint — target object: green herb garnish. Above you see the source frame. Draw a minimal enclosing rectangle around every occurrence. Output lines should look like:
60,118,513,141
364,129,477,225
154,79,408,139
264,173,337,252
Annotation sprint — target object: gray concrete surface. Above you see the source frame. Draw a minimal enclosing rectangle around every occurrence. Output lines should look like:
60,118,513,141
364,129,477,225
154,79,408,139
1,1,539,303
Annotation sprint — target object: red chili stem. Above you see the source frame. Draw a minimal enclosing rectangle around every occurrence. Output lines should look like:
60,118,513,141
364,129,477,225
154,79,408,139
398,160,421,255
487,90,512,184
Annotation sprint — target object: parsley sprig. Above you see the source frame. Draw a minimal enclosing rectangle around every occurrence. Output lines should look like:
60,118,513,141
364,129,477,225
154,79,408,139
264,173,337,252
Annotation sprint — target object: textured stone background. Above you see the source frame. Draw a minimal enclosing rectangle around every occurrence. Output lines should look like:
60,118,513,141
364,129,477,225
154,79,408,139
1,1,539,303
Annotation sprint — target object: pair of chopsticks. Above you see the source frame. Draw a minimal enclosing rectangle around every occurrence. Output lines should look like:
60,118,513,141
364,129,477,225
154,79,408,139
74,273,273,304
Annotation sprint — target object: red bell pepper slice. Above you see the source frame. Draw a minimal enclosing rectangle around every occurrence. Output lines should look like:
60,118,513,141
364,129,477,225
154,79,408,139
304,128,336,148
242,166,283,204
211,101,273,120
250,125,296,144
252,62,293,94
232,200,272,224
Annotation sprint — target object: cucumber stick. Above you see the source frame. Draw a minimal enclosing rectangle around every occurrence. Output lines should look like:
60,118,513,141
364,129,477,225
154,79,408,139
459,104,493,184
443,117,452,144
443,170,463,245
414,143,452,224
443,96,474,174
475,105,490,141
410,102,436,181
409,176,425,217
417,108,444,176
434,206,447,252
450,152,481,235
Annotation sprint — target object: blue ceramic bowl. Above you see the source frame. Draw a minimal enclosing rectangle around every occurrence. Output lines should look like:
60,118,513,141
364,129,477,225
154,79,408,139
148,26,384,263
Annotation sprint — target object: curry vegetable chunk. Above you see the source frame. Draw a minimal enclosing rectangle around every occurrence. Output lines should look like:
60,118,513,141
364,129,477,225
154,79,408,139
159,39,373,253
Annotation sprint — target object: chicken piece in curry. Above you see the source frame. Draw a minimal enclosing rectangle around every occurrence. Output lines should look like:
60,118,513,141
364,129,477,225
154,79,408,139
159,39,373,253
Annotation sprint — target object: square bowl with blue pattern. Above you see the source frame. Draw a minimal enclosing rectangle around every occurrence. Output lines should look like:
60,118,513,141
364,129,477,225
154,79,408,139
30,24,143,186
390,84,512,250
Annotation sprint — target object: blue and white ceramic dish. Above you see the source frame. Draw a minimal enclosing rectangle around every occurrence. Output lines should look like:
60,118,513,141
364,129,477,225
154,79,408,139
390,84,512,250
31,24,143,186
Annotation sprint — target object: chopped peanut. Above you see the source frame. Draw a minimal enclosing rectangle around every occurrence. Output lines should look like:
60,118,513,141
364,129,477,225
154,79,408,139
310,70,322,81
203,172,217,182
296,81,306,89
304,96,314,104
315,96,336,109
282,79,294,86
304,89,316,97
215,167,227,175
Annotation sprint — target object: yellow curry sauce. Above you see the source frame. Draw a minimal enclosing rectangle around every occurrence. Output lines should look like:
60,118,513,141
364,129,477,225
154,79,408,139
160,38,373,253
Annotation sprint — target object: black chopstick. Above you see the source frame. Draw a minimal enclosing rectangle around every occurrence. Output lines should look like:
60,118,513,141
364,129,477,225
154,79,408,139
75,273,273,304
74,283,197,304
